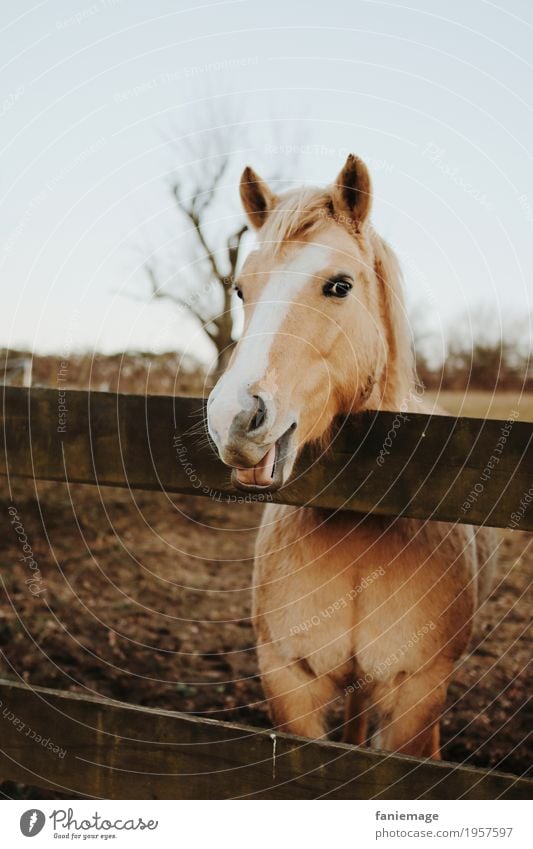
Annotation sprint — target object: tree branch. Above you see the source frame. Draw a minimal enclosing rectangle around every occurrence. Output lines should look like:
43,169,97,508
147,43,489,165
227,224,248,279
169,182,225,285
192,155,230,218
144,260,216,329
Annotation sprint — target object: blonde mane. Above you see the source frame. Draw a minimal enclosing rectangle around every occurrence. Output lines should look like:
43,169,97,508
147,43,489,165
369,230,417,410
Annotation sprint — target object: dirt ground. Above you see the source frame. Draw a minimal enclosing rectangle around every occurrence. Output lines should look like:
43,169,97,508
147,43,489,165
0,383,531,798
0,472,531,799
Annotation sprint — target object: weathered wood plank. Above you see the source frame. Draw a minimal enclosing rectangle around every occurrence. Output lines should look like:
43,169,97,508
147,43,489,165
0,679,530,799
1,386,532,530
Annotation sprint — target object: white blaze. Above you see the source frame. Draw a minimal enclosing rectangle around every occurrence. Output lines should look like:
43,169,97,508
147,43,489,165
208,244,331,449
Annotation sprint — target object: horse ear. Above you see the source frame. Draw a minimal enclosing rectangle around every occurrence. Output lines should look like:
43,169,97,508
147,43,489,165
240,166,275,229
332,154,372,225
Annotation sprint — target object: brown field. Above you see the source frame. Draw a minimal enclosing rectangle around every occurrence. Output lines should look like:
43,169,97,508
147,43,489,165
426,389,533,422
0,389,531,798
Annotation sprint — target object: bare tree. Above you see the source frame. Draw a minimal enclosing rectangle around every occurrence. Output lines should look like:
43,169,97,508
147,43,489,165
144,125,246,378
143,108,300,380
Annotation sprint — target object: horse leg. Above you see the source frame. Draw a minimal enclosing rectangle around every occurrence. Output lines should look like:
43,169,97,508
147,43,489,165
372,667,449,758
257,643,337,739
343,688,370,746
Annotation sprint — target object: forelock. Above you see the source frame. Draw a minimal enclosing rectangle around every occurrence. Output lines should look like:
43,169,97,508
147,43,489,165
257,187,332,254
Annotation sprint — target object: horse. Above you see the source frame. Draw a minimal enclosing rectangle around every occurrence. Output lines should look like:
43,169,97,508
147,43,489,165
207,155,496,758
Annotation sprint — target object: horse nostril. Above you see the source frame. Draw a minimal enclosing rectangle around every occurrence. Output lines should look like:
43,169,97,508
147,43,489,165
249,394,267,432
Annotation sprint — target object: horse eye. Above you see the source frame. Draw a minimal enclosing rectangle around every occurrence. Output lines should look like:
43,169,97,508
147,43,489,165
323,278,352,298
234,286,243,300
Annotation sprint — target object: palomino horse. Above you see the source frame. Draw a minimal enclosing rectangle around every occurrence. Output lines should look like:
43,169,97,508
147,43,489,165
207,155,496,758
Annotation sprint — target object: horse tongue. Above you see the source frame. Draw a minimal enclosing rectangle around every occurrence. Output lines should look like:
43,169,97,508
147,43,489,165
235,443,276,487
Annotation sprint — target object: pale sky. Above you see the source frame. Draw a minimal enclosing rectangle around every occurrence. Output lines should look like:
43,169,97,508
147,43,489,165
1,0,532,367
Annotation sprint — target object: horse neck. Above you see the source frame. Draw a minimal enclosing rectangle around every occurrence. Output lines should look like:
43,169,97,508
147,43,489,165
370,232,417,411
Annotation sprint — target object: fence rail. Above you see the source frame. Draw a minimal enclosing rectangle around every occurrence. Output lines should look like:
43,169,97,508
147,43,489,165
0,386,532,798
0,678,530,799
1,386,532,529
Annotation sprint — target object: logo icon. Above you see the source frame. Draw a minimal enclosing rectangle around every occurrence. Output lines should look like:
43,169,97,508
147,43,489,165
20,809,45,837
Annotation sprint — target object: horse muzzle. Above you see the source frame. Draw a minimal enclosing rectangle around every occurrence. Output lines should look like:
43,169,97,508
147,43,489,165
207,388,297,491
231,421,297,492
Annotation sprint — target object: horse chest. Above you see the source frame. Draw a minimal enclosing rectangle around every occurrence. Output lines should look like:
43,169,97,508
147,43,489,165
254,507,461,683
265,558,432,682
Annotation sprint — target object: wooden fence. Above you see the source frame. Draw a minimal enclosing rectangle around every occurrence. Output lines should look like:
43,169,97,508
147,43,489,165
0,386,531,799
